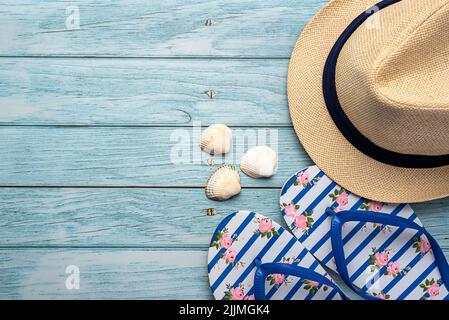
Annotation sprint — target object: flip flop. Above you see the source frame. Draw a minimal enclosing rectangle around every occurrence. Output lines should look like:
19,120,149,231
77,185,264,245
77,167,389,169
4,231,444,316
207,210,348,300
280,165,449,300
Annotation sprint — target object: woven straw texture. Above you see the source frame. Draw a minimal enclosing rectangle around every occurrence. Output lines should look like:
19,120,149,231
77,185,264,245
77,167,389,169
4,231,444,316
288,0,449,203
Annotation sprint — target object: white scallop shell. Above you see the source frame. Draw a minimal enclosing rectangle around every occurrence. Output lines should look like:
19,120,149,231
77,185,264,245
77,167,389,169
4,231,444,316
205,165,241,201
240,146,277,178
199,124,232,155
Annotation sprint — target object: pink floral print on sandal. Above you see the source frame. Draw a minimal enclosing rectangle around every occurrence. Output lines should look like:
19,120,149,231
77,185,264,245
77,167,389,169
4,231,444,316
207,210,347,300
280,166,449,300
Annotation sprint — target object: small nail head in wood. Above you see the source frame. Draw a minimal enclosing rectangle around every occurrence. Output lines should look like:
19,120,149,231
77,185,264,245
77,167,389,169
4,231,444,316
205,90,217,99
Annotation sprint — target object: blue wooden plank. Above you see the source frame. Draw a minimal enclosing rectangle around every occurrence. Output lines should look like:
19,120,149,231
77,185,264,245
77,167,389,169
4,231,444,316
0,58,289,126
0,248,362,300
0,126,311,187
0,0,327,57
0,249,211,300
0,187,447,249
0,188,287,247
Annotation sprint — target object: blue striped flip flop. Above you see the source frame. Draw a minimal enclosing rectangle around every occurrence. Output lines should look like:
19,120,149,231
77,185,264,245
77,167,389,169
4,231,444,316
207,210,348,300
280,165,449,300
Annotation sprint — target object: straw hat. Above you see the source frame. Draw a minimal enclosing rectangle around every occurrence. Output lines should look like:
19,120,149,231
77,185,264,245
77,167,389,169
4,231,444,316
288,0,449,203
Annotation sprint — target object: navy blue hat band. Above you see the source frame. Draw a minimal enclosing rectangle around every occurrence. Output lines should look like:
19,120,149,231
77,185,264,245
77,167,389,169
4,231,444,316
322,0,449,168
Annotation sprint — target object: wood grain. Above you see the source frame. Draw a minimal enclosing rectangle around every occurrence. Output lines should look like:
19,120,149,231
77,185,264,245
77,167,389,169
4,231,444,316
0,188,448,249
0,247,365,300
0,58,289,126
0,188,284,247
0,127,310,187
0,0,327,57
2,0,449,301
0,249,211,299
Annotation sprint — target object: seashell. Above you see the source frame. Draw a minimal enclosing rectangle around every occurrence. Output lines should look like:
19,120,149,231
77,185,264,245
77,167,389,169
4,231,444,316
199,124,232,155
205,165,241,201
240,146,277,178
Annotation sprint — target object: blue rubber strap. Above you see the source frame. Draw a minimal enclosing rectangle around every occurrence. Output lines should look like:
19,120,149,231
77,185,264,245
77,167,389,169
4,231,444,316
327,207,449,300
253,258,349,300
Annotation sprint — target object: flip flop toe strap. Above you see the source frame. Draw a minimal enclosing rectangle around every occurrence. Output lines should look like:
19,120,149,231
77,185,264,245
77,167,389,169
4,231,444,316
326,207,449,300
253,258,349,300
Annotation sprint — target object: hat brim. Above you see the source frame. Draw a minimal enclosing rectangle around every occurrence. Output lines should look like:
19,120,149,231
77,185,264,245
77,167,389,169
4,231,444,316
288,0,449,203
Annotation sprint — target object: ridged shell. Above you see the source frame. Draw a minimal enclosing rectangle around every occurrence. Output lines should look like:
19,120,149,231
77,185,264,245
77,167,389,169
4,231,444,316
199,124,232,155
205,165,241,201
240,146,277,178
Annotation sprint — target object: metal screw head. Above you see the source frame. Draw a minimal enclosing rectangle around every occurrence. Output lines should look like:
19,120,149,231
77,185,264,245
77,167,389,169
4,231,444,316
205,90,217,99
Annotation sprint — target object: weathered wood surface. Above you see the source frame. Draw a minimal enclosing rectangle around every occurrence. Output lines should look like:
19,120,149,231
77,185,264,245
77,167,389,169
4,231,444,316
0,248,366,300
1,0,449,300
0,188,448,248
0,127,310,187
0,247,364,300
0,188,284,247
0,0,326,57
0,58,289,126
0,249,211,299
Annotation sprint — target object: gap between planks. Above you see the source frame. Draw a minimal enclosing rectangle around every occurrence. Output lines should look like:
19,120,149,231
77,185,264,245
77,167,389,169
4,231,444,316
0,55,291,60
0,124,294,128
0,246,208,250
0,185,281,189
